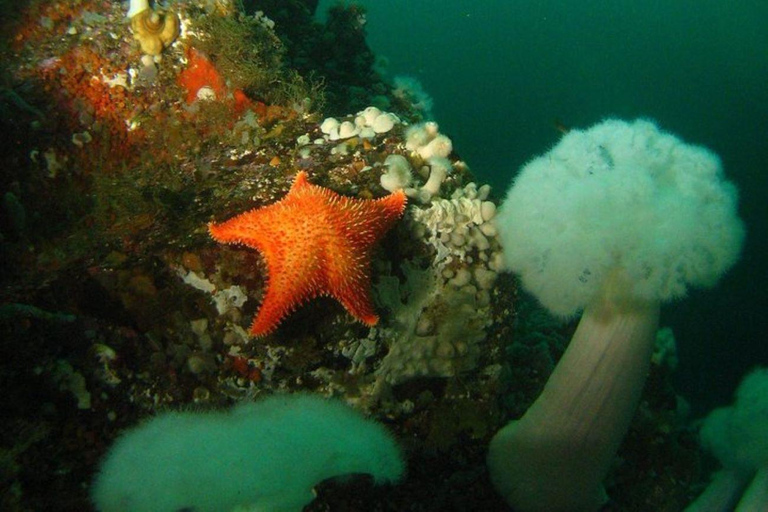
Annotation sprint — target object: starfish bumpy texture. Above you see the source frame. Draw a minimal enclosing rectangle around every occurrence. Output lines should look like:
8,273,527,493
209,171,407,337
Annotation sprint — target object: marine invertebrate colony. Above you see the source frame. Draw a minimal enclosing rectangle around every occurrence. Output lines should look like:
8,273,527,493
488,118,745,511
209,171,406,337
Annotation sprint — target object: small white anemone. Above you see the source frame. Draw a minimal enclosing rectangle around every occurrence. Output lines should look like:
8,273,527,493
320,117,340,135
372,113,397,134
380,154,413,192
337,121,359,139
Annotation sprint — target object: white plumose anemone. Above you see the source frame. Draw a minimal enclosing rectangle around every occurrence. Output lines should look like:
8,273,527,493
488,118,745,511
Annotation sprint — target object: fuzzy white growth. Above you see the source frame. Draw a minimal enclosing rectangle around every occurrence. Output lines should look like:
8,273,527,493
127,0,149,18
405,122,452,161
417,134,452,160
687,368,768,511
392,75,434,118
496,118,745,317
405,122,439,151
380,154,413,192
91,394,404,512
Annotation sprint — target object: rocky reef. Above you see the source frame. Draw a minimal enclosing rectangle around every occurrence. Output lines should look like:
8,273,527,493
0,1,703,510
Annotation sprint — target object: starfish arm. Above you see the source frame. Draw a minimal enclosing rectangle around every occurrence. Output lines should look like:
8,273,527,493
209,202,298,252
250,288,297,336
289,170,312,192
351,190,407,242
325,249,379,326
249,252,324,336
209,209,271,245
336,286,379,327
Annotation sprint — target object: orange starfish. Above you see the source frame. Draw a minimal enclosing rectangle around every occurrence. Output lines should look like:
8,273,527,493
209,171,407,337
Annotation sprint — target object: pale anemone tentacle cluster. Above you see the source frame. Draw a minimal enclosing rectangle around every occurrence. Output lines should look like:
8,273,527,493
379,140,460,204
400,121,454,202
404,121,452,161
379,154,413,193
